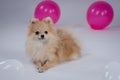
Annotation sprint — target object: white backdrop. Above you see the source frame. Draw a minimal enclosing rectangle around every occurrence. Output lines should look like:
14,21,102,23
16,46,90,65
0,0,120,26
0,0,120,63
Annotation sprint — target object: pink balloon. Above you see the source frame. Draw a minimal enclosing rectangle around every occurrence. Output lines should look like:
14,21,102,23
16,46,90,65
87,1,114,30
34,0,61,24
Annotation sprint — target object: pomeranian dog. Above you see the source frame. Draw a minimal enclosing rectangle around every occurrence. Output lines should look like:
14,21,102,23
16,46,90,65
26,17,80,72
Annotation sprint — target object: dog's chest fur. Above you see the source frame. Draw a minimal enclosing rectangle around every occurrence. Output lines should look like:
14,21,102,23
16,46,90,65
29,40,47,61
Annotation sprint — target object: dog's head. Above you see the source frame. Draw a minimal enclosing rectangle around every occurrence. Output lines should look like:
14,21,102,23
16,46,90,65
28,17,57,42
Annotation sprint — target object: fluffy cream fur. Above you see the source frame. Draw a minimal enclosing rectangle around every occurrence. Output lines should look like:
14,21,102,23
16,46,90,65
26,18,81,72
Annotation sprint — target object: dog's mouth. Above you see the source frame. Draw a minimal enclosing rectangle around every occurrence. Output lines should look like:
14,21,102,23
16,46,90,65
38,37,45,40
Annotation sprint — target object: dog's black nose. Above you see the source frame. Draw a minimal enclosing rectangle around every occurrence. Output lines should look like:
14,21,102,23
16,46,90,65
41,35,44,39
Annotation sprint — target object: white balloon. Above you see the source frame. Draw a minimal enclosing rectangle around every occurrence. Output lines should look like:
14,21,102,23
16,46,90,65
104,62,120,80
0,59,24,80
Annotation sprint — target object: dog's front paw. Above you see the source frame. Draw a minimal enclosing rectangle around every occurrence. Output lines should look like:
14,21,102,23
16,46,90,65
37,66,49,73
37,67,44,73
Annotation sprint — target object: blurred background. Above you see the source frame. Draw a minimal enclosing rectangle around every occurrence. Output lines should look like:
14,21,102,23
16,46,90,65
0,0,120,26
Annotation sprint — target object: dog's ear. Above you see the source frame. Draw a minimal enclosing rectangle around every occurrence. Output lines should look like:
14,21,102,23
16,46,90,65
43,17,53,24
29,18,39,24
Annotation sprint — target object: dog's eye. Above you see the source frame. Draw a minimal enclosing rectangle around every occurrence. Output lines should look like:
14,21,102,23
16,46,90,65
35,31,39,35
44,31,48,34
